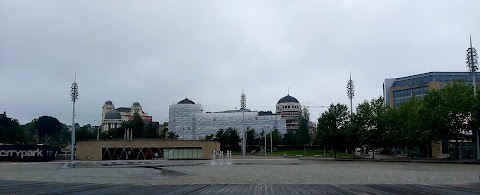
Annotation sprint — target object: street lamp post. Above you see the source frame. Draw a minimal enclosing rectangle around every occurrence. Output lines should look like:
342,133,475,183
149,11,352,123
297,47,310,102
264,128,267,156
241,111,246,159
93,120,99,141
240,89,247,159
270,129,273,153
70,74,79,163
347,72,355,117
467,35,479,160
347,72,355,158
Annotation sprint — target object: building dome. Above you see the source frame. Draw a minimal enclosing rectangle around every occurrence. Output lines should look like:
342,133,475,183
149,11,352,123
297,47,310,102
105,100,113,105
277,95,300,104
178,98,195,104
104,110,121,120
132,102,141,107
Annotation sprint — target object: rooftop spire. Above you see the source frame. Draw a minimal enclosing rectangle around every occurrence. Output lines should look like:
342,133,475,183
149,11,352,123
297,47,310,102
240,88,246,109
471,34,473,49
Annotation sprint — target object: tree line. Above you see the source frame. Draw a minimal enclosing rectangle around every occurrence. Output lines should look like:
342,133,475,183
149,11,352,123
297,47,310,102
316,82,479,159
1,115,70,147
204,107,313,151
205,127,283,151
0,113,179,147
79,113,178,140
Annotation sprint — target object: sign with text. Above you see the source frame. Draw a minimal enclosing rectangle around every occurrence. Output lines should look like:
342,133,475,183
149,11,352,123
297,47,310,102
0,145,60,162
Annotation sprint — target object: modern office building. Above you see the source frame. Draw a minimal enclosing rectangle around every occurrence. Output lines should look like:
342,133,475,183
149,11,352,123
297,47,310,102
101,100,153,132
384,72,480,159
384,72,480,108
168,93,287,140
275,95,302,133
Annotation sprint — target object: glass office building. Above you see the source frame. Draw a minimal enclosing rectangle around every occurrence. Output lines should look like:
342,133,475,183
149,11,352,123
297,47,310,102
384,72,480,107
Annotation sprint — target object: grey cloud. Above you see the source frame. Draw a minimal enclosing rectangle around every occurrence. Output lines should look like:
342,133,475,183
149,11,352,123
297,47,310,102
1,0,480,125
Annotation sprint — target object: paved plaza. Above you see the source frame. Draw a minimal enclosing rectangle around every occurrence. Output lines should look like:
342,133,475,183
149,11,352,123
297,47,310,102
1,159,480,194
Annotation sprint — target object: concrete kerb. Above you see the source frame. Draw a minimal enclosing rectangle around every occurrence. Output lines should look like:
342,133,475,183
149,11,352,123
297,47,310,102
298,157,480,164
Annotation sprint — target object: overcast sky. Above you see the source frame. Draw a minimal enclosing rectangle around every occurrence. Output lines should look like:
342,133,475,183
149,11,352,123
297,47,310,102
1,0,479,125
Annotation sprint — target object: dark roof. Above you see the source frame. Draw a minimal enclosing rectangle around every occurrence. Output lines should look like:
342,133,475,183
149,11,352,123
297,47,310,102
277,95,300,104
178,98,195,104
105,110,121,120
391,72,480,87
258,111,274,116
214,109,252,113
116,107,131,113
104,100,113,105
133,102,141,107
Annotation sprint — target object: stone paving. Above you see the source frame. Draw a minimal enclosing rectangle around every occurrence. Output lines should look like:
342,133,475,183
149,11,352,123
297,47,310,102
0,159,479,186
2,180,480,195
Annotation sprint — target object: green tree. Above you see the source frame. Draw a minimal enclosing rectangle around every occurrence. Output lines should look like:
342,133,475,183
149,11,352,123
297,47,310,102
76,125,94,142
145,122,159,138
381,107,402,150
215,128,241,151
112,113,148,139
110,122,129,138
316,103,349,158
396,97,426,158
0,125,5,142
344,112,362,153
216,129,228,148
246,128,261,146
34,116,63,145
23,119,37,141
0,116,27,144
267,129,282,148
294,107,311,147
205,134,215,140
283,131,295,145
130,113,145,138
159,122,168,139
422,82,475,159
167,131,178,139
226,127,241,151
354,97,386,159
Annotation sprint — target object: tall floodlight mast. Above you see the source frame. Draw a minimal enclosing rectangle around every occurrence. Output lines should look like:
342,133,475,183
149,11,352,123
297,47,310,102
466,35,479,160
347,72,355,117
240,88,246,159
70,74,79,163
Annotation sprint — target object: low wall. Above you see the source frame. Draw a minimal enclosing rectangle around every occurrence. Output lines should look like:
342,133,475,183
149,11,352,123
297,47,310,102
76,139,220,161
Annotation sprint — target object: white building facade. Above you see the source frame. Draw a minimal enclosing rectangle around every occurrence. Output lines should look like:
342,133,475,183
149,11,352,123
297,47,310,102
275,95,302,133
169,98,287,140
101,101,152,132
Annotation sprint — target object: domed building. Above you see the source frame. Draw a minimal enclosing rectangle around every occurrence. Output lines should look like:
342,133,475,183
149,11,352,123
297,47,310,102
168,98,204,139
101,100,153,132
169,94,287,140
276,94,302,133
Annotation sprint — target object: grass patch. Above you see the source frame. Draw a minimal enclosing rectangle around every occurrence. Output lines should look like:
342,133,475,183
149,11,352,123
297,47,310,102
270,149,352,158
229,149,353,158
